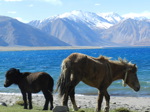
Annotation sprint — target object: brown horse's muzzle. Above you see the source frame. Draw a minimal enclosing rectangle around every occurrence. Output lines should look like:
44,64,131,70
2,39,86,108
134,85,140,92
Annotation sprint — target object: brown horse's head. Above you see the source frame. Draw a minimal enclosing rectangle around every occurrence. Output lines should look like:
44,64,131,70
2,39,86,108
123,64,140,92
4,68,20,87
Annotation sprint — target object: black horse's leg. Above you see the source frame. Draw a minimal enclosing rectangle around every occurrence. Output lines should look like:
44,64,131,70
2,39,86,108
96,90,104,112
21,91,28,109
49,92,53,110
42,90,50,110
28,93,33,109
104,91,110,112
69,88,78,111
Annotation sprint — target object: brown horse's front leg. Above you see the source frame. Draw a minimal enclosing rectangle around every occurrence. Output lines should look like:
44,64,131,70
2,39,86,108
28,93,33,109
96,90,104,112
104,91,110,112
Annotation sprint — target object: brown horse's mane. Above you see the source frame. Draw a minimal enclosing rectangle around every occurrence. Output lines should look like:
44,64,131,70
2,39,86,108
98,55,133,66
98,55,111,61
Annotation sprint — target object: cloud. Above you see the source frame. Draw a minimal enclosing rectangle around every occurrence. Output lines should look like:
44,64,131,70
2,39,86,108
95,3,101,6
28,4,34,7
40,0,62,5
123,11,150,19
1,0,63,5
15,17,28,23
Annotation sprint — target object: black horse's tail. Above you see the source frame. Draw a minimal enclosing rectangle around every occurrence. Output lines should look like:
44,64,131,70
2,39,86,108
56,59,72,97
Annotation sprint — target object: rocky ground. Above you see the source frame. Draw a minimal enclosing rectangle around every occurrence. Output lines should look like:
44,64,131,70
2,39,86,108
0,93,150,112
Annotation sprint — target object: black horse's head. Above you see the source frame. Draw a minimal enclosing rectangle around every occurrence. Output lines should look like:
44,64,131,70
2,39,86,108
4,68,20,87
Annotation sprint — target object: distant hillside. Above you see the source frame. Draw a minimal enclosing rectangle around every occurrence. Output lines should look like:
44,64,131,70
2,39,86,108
101,19,150,46
0,10,149,47
30,18,116,46
29,10,150,46
0,16,69,46
29,11,122,46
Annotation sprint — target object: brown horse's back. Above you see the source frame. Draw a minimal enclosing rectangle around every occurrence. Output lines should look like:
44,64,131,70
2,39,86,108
64,53,107,87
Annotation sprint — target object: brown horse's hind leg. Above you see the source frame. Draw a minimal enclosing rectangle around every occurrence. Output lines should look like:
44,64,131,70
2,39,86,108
96,90,104,112
62,93,69,107
69,88,79,111
104,91,110,112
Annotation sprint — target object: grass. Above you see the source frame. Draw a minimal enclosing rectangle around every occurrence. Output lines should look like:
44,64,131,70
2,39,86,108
0,105,137,112
0,100,137,112
0,105,41,112
76,108,136,112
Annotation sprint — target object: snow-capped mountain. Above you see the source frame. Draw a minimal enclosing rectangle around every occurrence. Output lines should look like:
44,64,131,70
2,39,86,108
122,13,148,20
29,10,124,46
97,12,123,24
30,10,119,29
58,10,114,29
29,10,150,46
0,10,149,47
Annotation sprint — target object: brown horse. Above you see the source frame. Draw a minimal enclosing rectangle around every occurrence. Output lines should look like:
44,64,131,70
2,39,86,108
56,53,140,112
4,68,54,110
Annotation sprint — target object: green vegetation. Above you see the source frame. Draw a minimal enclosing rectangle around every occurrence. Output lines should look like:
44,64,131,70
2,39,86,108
0,105,137,112
0,105,43,112
0,100,137,112
76,108,137,112
112,107,136,112
15,100,24,106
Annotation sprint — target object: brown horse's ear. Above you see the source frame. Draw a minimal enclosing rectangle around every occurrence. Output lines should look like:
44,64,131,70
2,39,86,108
134,64,136,67
126,67,132,71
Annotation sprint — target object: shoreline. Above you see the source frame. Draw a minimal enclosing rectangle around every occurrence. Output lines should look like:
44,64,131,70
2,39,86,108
0,93,149,112
0,46,149,51
0,46,102,51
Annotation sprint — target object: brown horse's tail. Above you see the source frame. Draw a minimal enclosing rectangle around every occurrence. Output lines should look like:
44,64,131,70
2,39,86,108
56,59,71,97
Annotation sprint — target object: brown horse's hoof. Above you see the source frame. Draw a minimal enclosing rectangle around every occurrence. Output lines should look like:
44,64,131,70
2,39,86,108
73,106,81,111
104,106,109,112
95,108,100,112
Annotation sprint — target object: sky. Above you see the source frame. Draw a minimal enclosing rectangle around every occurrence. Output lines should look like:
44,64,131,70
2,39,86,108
0,0,150,23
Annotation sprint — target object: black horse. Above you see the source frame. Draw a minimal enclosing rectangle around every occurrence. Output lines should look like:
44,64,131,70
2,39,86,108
4,68,54,110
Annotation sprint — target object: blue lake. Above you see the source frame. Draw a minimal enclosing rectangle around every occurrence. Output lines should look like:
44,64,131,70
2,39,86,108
0,47,149,97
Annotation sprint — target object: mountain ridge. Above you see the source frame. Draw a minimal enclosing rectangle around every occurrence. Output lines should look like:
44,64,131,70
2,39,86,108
0,16,69,46
29,10,150,46
0,10,150,47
